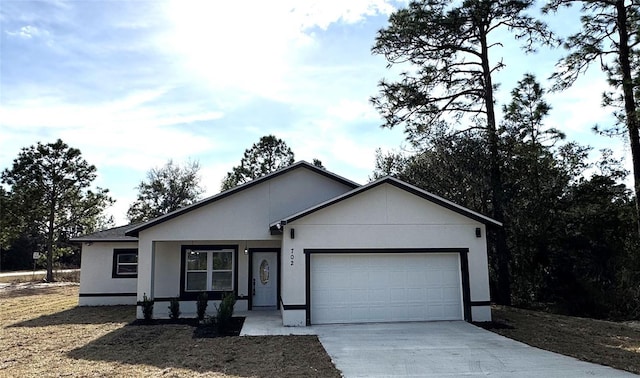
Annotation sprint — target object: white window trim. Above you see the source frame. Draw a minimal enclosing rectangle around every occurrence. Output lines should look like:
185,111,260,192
185,249,234,292
116,253,138,275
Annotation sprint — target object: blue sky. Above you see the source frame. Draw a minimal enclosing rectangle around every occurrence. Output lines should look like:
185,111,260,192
0,0,630,224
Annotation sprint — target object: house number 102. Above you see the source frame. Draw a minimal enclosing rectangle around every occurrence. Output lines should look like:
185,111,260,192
290,249,294,266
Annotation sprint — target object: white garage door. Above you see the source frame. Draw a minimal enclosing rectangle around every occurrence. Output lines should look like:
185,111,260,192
311,253,463,324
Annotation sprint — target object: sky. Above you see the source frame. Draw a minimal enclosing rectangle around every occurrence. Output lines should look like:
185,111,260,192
0,0,631,225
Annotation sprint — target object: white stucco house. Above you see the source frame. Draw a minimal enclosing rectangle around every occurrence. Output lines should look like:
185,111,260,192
72,161,500,326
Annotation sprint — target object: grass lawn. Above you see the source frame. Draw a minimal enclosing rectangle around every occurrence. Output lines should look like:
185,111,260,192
0,284,340,377
3,283,639,377
483,305,640,375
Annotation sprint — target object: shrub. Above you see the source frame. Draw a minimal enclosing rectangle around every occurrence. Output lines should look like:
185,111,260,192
168,297,180,320
141,293,154,321
196,292,208,320
214,292,236,333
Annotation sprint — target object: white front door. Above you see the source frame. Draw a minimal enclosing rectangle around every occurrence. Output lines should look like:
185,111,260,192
252,252,277,307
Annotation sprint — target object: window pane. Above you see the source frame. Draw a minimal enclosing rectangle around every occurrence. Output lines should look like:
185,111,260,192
212,271,232,291
117,264,137,274
118,253,137,264
212,251,232,270
187,251,207,270
186,272,207,291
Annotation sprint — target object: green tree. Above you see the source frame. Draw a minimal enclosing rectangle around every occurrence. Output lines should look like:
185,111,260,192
499,75,570,304
221,135,295,191
544,0,640,233
371,0,557,304
127,160,203,223
1,139,113,281
549,151,637,317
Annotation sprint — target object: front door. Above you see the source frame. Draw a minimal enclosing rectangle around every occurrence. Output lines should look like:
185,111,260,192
252,252,277,307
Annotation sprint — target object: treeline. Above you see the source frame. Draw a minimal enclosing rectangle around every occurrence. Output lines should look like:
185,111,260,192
369,0,640,319
373,75,639,319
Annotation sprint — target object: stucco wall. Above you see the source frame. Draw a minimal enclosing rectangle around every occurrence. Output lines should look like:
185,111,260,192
135,167,355,318
279,183,492,323
135,239,280,318
79,241,138,305
138,168,355,242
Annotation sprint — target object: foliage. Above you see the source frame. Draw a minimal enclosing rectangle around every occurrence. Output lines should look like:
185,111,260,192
1,139,113,280
544,0,640,233
196,292,208,320
374,75,640,319
141,293,154,321
371,0,557,304
168,297,180,320
221,135,295,191
127,160,203,223
214,292,236,333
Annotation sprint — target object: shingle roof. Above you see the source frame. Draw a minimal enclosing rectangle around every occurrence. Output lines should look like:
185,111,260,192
70,224,139,242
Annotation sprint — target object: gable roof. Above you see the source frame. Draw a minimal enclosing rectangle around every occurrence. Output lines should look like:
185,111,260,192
269,176,502,232
125,161,359,237
70,224,140,242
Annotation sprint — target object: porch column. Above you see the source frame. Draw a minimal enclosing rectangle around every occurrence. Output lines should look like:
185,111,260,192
136,237,155,319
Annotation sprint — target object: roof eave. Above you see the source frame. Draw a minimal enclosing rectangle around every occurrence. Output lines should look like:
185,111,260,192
125,161,360,237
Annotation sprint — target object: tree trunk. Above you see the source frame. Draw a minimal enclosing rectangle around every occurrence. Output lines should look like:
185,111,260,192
616,0,640,234
480,23,511,305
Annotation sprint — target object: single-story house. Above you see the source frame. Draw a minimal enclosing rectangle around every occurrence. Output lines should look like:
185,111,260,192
72,161,499,326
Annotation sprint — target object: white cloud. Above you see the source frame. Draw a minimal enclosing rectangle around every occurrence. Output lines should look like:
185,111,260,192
327,99,378,122
0,89,224,172
5,25,46,39
161,0,398,98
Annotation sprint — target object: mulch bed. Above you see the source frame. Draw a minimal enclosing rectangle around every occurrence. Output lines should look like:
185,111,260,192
130,316,246,338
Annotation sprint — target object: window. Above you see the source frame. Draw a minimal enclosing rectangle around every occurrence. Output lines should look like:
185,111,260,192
112,249,138,278
185,248,234,292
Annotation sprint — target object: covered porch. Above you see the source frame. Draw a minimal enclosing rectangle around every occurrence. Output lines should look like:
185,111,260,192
135,239,284,319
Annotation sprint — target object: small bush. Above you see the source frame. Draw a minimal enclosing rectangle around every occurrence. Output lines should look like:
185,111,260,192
214,292,236,333
168,297,180,320
196,292,208,320
141,293,154,321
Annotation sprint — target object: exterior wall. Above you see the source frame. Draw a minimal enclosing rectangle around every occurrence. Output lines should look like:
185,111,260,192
135,168,354,319
138,168,355,242
279,183,492,324
136,238,280,319
79,241,139,305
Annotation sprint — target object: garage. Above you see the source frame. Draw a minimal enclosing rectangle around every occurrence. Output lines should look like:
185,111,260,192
310,252,463,324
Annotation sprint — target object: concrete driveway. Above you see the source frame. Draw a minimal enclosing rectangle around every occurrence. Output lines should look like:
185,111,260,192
314,321,636,377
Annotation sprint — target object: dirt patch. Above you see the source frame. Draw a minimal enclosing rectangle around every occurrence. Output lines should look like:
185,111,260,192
0,285,340,377
482,305,640,375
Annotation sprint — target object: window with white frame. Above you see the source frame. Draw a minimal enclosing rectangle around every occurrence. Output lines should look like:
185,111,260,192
112,249,138,278
185,248,234,291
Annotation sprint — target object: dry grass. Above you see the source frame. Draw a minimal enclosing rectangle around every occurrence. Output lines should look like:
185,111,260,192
0,269,80,283
484,305,640,375
0,285,339,378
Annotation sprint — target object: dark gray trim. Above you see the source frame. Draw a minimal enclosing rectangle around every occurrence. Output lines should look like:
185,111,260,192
283,304,306,310
304,248,469,255
126,161,359,237
152,296,249,302
470,301,491,306
79,292,137,297
279,296,306,310
179,245,239,301
112,248,138,278
248,248,281,310
274,177,501,230
304,248,472,325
